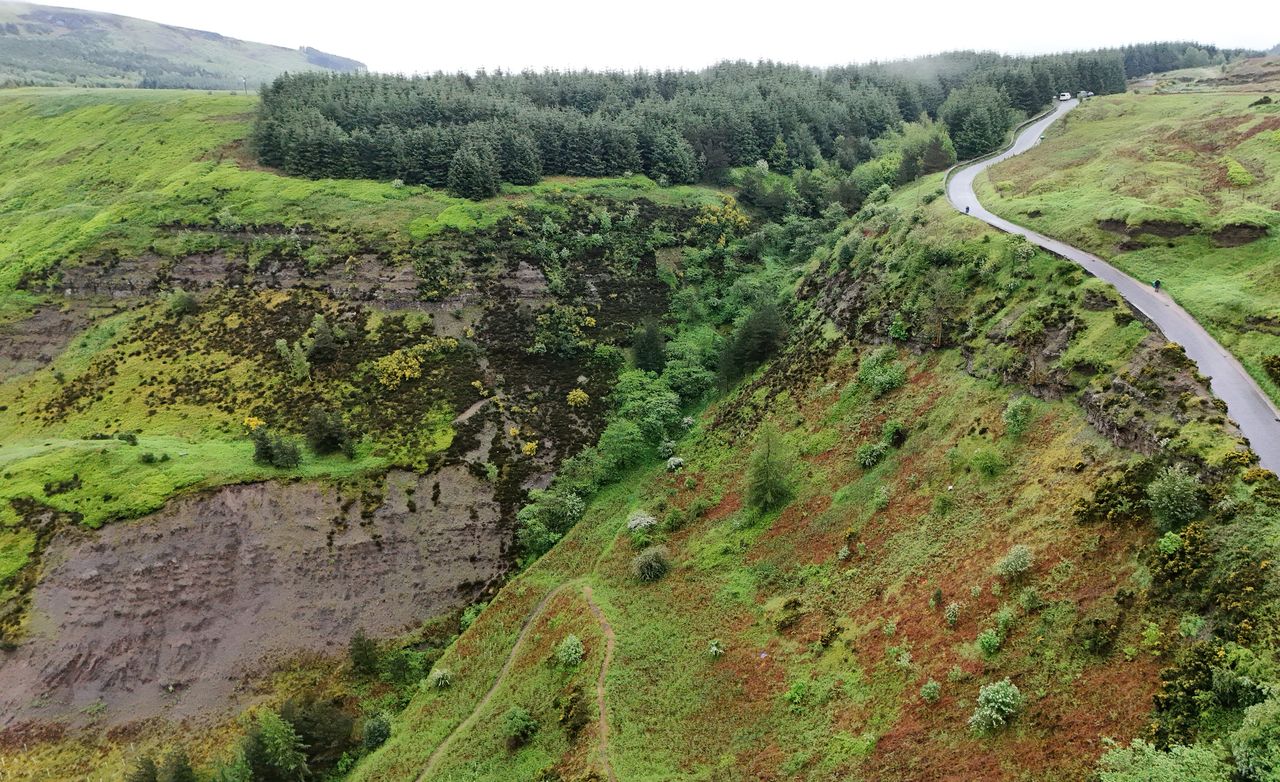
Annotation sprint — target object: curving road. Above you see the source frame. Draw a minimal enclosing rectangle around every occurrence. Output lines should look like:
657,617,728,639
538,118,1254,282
947,99,1280,474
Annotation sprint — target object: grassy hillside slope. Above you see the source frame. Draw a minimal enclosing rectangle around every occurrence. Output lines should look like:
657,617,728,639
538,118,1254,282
975,91,1280,403
350,181,1279,781
0,1,362,89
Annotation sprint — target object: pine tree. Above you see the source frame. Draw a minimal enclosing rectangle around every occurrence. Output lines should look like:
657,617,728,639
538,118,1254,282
767,135,791,173
633,321,666,373
499,132,542,186
446,141,500,199
747,423,792,512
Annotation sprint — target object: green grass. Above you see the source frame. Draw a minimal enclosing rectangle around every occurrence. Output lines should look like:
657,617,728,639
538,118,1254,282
0,434,387,529
0,88,722,322
975,91,1280,403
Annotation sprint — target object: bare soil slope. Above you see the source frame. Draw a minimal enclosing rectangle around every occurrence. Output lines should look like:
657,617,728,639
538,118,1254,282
0,466,504,726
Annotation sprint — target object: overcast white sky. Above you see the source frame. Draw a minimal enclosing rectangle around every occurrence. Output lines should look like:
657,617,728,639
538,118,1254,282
56,0,1280,73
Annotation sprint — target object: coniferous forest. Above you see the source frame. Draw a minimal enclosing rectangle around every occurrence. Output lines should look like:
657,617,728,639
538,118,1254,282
251,43,1256,199
250,48,1148,198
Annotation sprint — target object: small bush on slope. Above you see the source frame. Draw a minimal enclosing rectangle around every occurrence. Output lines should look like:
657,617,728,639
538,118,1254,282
1147,466,1203,531
969,678,1023,734
554,634,585,667
501,706,538,750
994,544,1034,581
632,545,671,582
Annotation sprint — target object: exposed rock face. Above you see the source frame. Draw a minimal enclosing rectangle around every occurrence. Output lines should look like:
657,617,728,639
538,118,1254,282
0,466,505,726
0,303,93,378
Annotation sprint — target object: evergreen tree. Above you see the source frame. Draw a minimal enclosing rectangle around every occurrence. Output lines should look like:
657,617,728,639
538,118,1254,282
498,132,542,185
633,321,666,373
746,423,792,512
244,708,309,782
158,751,198,782
766,135,790,173
939,84,1013,159
719,301,785,384
446,141,500,199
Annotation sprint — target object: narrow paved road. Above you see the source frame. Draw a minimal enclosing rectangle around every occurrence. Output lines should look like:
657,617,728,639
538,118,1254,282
948,99,1280,474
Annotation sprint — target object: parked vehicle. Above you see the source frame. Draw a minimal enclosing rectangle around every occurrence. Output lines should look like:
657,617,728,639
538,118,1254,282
1058,92,1072,101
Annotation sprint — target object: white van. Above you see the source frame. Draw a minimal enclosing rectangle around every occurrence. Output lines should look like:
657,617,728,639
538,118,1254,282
1058,92,1072,101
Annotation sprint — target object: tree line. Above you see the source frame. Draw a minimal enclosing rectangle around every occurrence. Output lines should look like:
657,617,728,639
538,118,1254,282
251,43,1234,197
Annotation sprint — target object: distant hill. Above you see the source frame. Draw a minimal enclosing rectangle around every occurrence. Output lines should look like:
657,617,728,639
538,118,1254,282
0,1,363,89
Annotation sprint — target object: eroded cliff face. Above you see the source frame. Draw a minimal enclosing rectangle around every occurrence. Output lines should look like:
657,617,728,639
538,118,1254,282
0,466,504,726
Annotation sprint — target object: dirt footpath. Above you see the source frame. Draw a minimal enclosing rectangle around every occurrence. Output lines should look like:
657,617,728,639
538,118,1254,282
0,466,506,726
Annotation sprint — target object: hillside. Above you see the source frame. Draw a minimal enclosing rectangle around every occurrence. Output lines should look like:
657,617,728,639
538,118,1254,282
0,1,362,89
974,88,1280,404
1,60,1278,782
346,179,1279,782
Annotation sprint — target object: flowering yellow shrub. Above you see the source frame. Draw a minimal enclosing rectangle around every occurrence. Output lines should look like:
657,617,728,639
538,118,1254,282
374,349,423,389
566,388,589,407
522,441,539,456
372,338,458,389
243,416,266,431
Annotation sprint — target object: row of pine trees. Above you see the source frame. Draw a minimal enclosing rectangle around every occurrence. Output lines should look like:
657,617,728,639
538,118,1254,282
250,44,1229,198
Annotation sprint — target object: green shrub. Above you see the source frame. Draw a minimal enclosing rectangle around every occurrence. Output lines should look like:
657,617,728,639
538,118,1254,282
708,639,725,658
920,679,942,703
1097,739,1230,781
944,602,962,627
554,634,585,667
167,289,198,318
1147,466,1203,531
1263,354,1280,383
994,544,1034,580
856,442,888,468
976,628,1004,657
362,713,391,750
632,545,671,582
305,406,355,458
251,428,301,469
881,419,907,446
249,708,309,779
858,347,907,398
626,510,658,542
348,629,378,676
1223,156,1255,187
1002,396,1036,437
972,448,1004,477
597,419,649,470
427,668,453,690
275,338,311,382
994,606,1017,635
501,706,538,749
460,602,486,631
968,678,1023,734
872,486,890,511
1230,696,1280,781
